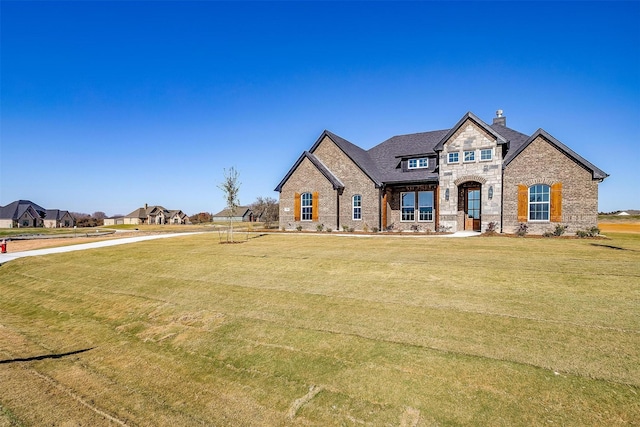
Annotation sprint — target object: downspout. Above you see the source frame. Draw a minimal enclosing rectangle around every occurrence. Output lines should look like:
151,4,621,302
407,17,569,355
336,189,340,231
500,167,504,233
378,186,383,231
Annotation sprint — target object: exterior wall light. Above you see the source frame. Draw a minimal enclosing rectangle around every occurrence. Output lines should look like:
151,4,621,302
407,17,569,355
445,188,450,201
488,185,494,200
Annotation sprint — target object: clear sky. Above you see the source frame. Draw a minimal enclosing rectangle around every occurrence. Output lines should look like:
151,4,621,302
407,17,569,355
1,1,638,216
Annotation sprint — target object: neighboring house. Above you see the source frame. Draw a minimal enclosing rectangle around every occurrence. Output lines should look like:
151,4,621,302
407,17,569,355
0,200,75,228
212,206,255,222
103,216,125,226
275,111,608,235
124,204,190,225
44,210,75,228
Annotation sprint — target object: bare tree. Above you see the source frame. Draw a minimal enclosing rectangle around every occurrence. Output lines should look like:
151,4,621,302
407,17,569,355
250,196,279,228
217,167,241,242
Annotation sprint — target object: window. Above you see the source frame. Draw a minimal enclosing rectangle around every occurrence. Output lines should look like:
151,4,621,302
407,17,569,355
448,152,459,163
401,192,415,221
408,158,429,169
352,195,362,220
480,148,493,161
418,191,434,221
464,150,475,162
301,192,313,221
529,184,550,221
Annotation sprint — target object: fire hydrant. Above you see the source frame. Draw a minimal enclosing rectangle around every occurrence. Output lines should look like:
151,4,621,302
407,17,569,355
1,239,6,254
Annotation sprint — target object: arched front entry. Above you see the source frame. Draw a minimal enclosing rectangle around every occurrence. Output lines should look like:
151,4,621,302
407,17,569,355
458,181,481,231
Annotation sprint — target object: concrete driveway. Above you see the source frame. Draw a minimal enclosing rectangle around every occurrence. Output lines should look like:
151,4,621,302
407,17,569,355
0,232,204,265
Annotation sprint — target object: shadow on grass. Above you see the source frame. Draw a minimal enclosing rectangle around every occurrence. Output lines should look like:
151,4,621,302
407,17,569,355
589,243,633,251
0,347,95,364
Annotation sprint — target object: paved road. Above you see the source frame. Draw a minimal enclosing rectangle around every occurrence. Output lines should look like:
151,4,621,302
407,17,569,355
0,232,204,265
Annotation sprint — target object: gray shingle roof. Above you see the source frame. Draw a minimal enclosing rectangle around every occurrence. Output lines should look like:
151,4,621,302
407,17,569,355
504,128,608,180
367,130,448,183
0,200,46,220
313,130,381,187
275,112,608,191
212,206,252,218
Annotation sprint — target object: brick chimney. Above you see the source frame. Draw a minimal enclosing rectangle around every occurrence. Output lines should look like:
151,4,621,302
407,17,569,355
493,109,506,126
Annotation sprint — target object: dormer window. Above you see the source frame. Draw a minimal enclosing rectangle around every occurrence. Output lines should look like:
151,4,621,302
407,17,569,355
408,158,429,169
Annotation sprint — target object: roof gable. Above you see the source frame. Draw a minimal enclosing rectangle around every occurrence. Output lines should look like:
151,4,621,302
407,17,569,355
0,200,46,220
433,112,508,152
274,151,345,192
212,206,252,218
505,128,608,180
310,130,381,187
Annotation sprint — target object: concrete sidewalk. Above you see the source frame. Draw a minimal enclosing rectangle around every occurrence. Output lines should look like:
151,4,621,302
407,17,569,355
0,232,204,265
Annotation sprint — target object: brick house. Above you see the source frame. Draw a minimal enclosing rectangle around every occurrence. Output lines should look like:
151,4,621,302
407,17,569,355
275,111,608,234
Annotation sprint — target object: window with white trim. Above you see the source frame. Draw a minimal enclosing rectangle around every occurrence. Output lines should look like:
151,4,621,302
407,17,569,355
401,192,415,221
529,184,550,221
418,191,434,221
408,158,429,169
448,152,459,163
352,195,362,220
464,150,475,162
301,192,313,221
480,148,493,161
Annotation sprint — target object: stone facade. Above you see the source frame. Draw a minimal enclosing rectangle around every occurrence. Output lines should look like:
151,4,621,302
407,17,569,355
503,136,599,234
438,121,503,232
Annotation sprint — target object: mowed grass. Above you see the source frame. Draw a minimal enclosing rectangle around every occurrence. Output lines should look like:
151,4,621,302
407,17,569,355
0,232,639,426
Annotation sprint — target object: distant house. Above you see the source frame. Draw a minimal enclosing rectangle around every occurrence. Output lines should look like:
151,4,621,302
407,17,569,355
103,216,125,226
124,204,190,225
0,200,75,228
275,111,608,234
212,206,256,222
44,209,75,228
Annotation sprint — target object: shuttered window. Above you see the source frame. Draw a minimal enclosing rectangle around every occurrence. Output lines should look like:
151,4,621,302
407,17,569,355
301,192,313,221
529,184,550,221
518,183,562,223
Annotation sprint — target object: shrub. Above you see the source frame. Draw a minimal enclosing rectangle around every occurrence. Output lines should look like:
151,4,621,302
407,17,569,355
316,224,324,232
485,221,498,234
576,226,600,238
296,225,303,232
348,227,355,232
437,225,451,233
343,225,350,232
325,227,332,233
516,223,528,237
372,227,379,233
553,224,568,236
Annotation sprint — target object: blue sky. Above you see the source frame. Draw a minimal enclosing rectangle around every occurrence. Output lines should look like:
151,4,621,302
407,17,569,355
1,1,638,216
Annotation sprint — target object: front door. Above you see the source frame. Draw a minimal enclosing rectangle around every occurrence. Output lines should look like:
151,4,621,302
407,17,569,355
465,187,481,231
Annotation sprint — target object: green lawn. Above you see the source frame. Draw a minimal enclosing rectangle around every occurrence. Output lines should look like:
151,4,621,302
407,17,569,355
0,233,638,426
